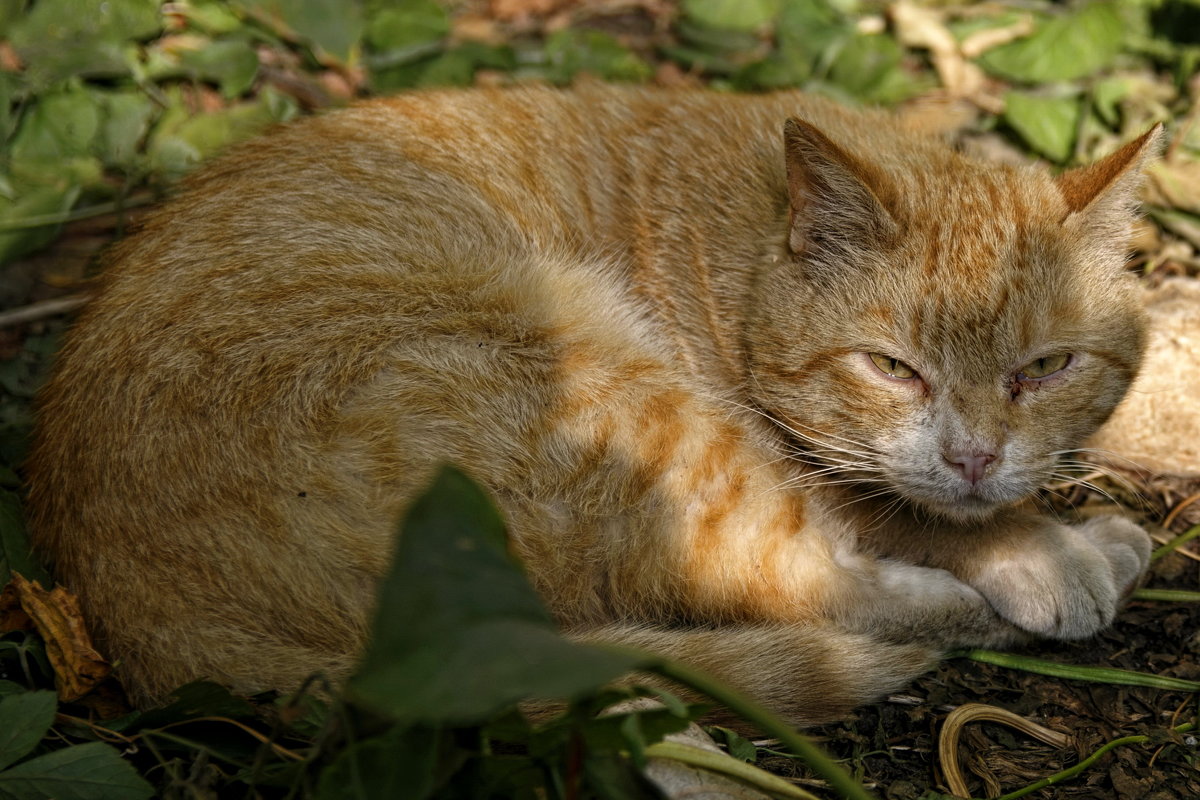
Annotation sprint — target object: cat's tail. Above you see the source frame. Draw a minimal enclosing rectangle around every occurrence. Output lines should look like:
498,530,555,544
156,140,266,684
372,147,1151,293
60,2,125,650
566,621,938,727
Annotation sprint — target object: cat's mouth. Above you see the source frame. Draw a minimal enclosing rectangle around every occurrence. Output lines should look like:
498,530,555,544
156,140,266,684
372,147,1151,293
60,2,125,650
899,473,1038,521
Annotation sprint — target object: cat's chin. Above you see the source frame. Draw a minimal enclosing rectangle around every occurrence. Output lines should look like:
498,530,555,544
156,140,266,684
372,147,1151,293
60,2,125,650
911,493,1008,523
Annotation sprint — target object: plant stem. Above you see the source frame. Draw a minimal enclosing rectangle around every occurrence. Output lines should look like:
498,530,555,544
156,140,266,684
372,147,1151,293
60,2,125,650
1132,588,1200,602
650,659,878,800
993,723,1195,800
1152,524,1200,562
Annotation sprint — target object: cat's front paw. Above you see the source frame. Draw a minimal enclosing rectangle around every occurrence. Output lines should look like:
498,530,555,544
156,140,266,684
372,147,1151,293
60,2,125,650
969,516,1151,640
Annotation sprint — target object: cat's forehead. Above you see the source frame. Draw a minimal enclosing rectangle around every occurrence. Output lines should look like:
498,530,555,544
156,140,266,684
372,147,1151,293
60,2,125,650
872,167,1108,364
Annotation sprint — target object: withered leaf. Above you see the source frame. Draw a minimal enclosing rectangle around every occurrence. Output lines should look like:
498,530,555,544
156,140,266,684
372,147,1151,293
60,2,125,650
4,573,111,702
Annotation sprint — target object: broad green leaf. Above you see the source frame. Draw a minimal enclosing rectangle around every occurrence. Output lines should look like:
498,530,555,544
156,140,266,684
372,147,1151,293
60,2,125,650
1004,91,1081,163
978,2,1124,83
8,0,160,87
1092,77,1131,126
682,0,781,32
372,42,515,92
0,682,26,698
0,691,55,770
0,0,27,38
238,0,364,62
180,0,244,34
736,0,849,89
0,742,154,800
544,29,652,84
828,34,924,104
315,725,447,800
179,38,261,97
147,90,293,177
9,89,102,165
0,491,50,585
347,467,649,724
581,753,663,800
706,725,758,762
107,681,256,733
98,91,156,170
0,180,80,271
365,0,448,58
0,72,22,146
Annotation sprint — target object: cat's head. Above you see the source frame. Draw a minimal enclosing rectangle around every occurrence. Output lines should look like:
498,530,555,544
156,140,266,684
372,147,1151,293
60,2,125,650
748,120,1163,521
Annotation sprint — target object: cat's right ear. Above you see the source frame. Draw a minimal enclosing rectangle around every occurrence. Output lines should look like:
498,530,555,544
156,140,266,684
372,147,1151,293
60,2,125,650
783,118,899,259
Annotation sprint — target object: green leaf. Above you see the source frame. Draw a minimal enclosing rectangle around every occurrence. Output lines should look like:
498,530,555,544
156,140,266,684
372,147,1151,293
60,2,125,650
347,467,650,724
978,2,1124,83
0,742,154,800
179,38,261,97
179,0,244,34
0,682,26,699
682,0,781,33
706,725,758,762
735,0,850,89
0,691,56,770
97,91,156,170
828,33,924,104
1092,77,1131,126
543,29,652,84
147,89,293,178
0,491,50,586
315,725,449,800
238,0,364,62
365,0,448,59
1003,91,1082,163
8,0,160,87
107,681,256,733
0,0,28,38
9,89,102,165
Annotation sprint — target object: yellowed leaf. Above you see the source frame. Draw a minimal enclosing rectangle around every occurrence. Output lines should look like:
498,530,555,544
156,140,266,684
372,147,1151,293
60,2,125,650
1146,158,1200,215
4,573,112,702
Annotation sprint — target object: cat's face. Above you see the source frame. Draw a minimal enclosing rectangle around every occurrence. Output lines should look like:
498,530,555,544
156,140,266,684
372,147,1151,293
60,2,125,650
747,121,1157,520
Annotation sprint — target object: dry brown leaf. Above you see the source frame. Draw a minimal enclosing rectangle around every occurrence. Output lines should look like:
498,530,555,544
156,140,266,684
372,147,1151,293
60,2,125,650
1146,158,1200,216
3,573,112,702
0,581,34,632
888,1,998,112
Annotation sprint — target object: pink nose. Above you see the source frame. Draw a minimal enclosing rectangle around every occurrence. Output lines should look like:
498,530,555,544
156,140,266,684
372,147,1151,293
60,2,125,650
944,451,996,485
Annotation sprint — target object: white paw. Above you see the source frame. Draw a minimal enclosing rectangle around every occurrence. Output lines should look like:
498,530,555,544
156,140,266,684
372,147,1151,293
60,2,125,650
969,516,1151,640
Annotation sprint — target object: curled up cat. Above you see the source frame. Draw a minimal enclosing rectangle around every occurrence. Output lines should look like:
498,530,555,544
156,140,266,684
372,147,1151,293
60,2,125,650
24,84,1158,725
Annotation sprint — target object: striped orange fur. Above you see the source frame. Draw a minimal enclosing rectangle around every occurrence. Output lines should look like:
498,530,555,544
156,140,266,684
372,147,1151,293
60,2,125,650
25,84,1158,724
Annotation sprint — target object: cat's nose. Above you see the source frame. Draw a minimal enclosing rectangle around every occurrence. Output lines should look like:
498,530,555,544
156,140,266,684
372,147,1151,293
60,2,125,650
943,451,997,485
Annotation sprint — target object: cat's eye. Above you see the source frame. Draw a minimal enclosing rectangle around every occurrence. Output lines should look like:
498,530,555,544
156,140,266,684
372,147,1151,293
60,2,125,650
868,353,918,380
1018,353,1071,380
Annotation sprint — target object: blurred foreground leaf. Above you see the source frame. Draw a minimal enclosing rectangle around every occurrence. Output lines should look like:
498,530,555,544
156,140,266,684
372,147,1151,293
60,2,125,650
347,467,650,724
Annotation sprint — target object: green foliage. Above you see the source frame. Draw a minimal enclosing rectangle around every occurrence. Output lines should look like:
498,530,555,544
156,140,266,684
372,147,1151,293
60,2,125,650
1003,91,1083,163
682,0,781,33
0,692,154,800
237,0,364,62
978,1,1124,83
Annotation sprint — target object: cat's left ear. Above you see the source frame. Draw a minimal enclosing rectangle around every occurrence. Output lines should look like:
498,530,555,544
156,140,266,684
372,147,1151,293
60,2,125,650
784,118,899,259
1055,125,1165,226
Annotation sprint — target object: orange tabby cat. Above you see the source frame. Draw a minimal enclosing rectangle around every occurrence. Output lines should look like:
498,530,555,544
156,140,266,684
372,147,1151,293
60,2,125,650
25,84,1157,723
